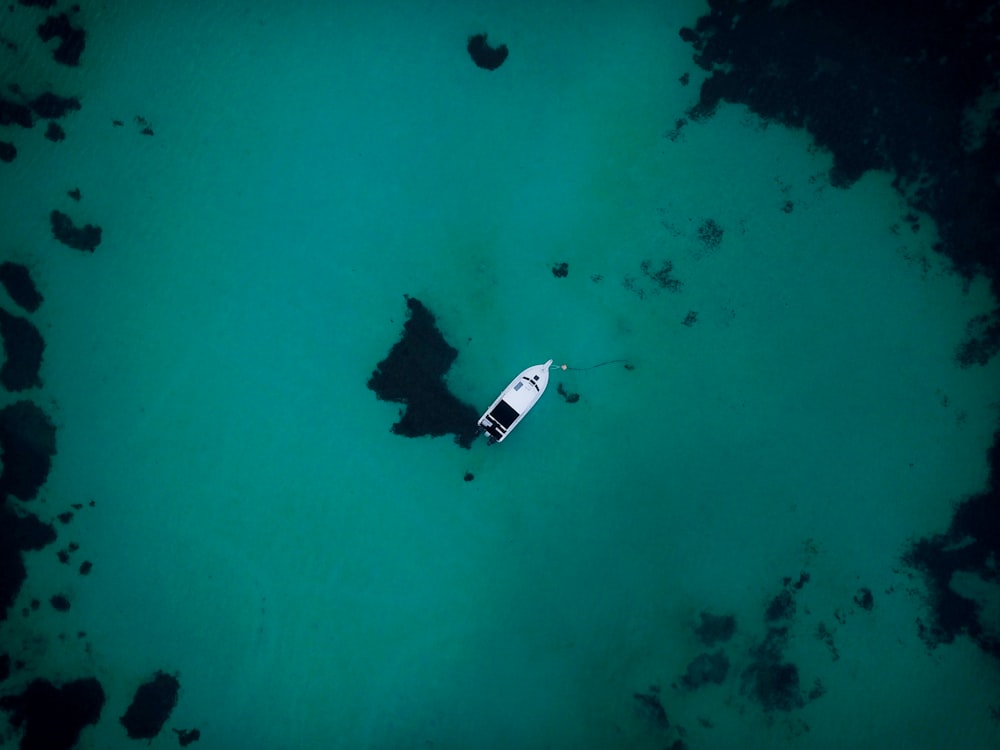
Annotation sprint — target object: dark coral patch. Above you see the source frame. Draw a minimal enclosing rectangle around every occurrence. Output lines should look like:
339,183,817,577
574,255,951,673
50,593,70,611
0,141,16,162
37,13,86,66
0,399,57,501
551,262,569,278
903,432,1000,660
120,671,181,740
0,677,105,750
30,92,80,119
680,0,1000,364
467,33,508,71
368,296,479,448
0,504,55,620
44,121,65,141
50,209,101,251
694,611,735,646
680,650,729,690
0,96,32,128
0,262,43,312
173,728,201,746
741,627,804,712
632,685,669,729
0,307,45,390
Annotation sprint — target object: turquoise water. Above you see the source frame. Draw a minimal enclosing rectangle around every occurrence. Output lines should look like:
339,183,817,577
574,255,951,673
2,1,999,748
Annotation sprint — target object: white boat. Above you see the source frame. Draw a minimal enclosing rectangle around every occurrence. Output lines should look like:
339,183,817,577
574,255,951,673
478,359,554,444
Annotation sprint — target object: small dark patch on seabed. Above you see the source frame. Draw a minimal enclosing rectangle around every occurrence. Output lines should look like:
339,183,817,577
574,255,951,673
44,121,64,141
467,33,508,71
50,209,101,251
695,611,735,646
0,399,57,502
551,262,568,277
633,685,669,729
37,12,86,66
903,428,1000,659
367,296,479,448
681,650,729,690
0,262,43,312
556,382,579,403
0,307,44,390
30,91,81,119
174,727,201,746
120,671,181,740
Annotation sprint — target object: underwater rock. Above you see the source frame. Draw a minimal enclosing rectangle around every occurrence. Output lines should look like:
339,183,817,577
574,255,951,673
632,685,669,729
120,671,181,740
30,92,81,119
903,436,1000,661
0,96,32,128
37,13,86,66
0,262,43,312
551,262,568,277
696,219,723,250
173,728,201,746
50,594,70,611
0,503,55,620
694,611,735,646
0,141,16,162
44,121,65,141
0,399,57,501
467,33,508,71
741,627,804,712
853,587,874,611
0,677,105,750
556,382,579,403
680,650,729,690
367,296,479,448
0,307,45,390
50,210,101,252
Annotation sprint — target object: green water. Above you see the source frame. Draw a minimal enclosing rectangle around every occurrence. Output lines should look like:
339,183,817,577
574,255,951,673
1,1,998,748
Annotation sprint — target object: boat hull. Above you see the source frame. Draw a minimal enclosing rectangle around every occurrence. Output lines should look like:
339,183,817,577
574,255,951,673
478,359,553,443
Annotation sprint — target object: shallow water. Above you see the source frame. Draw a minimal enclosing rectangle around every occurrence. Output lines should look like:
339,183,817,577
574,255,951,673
1,2,998,749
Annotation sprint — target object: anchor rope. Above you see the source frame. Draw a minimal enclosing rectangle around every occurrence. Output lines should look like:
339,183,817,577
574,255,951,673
552,359,630,371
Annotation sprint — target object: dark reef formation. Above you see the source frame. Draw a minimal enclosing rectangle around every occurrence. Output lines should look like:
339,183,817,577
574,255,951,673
367,296,479,448
37,12,86,66
741,573,821,713
0,502,55,621
0,141,16,162
29,91,80,119
551,262,569,278
903,428,1000,659
556,382,579,403
680,649,729,690
0,399,56,502
0,677,105,750
50,209,101,251
43,121,64,141
467,33,508,71
173,727,201,746
0,96,33,128
120,671,181,740
680,0,1000,364
0,262,43,313
0,307,44,390
633,685,669,729
694,611,735,646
